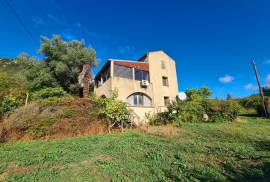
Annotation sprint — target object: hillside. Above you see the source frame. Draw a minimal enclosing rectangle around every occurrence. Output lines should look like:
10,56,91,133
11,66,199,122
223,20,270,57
0,97,107,142
0,118,269,181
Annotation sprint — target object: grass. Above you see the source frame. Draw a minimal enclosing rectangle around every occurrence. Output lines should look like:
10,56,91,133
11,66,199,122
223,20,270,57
0,117,269,181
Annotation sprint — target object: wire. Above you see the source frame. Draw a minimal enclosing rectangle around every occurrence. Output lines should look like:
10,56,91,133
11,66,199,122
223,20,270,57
2,0,39,45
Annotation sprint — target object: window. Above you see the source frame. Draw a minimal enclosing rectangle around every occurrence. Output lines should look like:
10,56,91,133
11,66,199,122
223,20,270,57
114,64,133,79
164,96,170,106
162,76,169,86
127,93,152,107
161,60,166,69
135,69,149,81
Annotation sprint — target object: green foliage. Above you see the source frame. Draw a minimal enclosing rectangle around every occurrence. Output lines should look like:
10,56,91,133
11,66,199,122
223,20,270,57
38,35,97,93
57,109,75,119
0,58,27,101
151,87,241,125
239,95,261,109
206,99,241,122
31,87,69,100
177,101,205,123
27,117,56,138
91,89,131,126
14,36,98,94
186,87,212,101
0,96,18,115
237,94,270,117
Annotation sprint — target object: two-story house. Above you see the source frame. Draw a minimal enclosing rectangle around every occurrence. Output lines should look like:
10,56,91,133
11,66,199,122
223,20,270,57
94,50,179,124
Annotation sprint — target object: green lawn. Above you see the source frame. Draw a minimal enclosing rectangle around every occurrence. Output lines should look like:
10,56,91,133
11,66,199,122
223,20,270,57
0,117,270,181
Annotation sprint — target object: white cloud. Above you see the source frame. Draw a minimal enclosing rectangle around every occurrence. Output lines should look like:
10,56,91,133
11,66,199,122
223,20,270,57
266,74,270,84
219,75,235,83
244,83,257,90
263,60,270,65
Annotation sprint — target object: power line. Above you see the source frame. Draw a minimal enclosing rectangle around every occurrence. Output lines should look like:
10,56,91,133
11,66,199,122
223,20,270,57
2,0,39,45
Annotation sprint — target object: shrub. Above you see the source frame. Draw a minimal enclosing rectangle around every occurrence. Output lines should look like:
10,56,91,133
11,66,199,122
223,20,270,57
205,99,241,122
150,99,241,126
90,89,131,127
177,101,205,123
31,87,69,100
0,96,18,115
28,117,55,138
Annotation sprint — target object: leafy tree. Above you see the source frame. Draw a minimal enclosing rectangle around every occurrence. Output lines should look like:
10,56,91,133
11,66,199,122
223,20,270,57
38,35,98,93
186,87,212,101
16,36,97,94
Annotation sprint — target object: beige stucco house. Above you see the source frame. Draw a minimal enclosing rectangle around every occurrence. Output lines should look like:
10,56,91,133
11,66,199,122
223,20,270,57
94,50,179,124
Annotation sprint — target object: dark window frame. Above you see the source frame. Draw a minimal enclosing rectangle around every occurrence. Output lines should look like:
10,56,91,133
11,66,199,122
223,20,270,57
164,96,170,106
135,69,149,81
162,76,169,86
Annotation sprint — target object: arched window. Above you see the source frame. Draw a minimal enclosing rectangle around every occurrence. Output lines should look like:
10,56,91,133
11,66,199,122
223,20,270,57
127,93,152,107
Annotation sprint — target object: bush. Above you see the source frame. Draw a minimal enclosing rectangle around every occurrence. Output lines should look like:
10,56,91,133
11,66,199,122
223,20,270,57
90,89,131,127
0,96,18,115
150,99,241,126
31,87,69,100
205,99,241,122
177,101,205,123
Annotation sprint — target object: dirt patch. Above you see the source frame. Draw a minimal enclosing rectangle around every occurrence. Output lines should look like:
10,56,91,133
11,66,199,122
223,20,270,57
57,155,112,170
0,162,37,178
50,120,108,140
244,159,261,167
138,125,180,137
0,172,8,181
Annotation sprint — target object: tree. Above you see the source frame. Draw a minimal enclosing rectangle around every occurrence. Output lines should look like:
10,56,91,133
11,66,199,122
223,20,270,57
16,54,58,92
185,87,212,101
226,94,233,100
38,35,98,93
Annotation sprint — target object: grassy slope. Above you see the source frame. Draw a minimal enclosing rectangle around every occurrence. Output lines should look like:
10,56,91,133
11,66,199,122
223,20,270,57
0,118,270,182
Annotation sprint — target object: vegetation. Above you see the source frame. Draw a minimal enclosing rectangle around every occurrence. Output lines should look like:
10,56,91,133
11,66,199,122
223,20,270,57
0,98,107,141
0,96,18,115
149,87,241,126
0,118,269,181
38,35,97,93
1,35,269,181
0,35,97,117
31,87,69,100
91,89,131,127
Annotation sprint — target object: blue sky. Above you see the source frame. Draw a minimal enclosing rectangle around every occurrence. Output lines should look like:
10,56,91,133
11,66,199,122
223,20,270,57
1,0,270,98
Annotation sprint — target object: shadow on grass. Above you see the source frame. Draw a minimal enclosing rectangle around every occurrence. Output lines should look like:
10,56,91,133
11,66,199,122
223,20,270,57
224,161,270,182
253,140,270,151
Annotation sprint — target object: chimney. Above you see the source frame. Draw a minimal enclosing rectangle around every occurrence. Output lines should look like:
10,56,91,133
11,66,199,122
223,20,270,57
79,64,91,97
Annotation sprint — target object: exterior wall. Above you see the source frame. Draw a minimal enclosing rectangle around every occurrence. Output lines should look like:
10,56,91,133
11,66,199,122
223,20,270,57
94,77,112,98
128,106,155,125
148,51,179,110
111,77,154,103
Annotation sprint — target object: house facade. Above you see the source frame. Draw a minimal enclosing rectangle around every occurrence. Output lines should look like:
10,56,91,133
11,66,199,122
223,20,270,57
94,50,179,124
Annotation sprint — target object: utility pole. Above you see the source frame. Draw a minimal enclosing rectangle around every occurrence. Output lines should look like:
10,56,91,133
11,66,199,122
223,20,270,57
252,60,269,117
